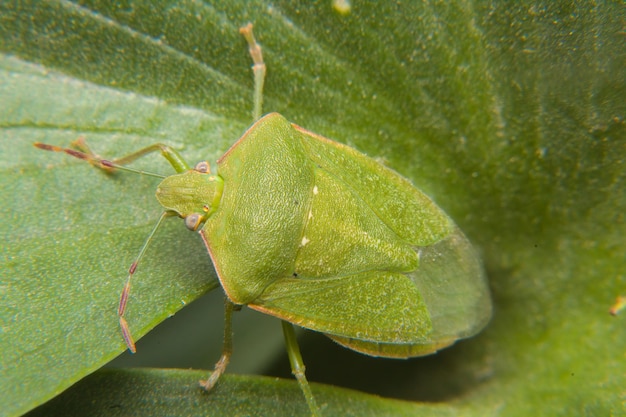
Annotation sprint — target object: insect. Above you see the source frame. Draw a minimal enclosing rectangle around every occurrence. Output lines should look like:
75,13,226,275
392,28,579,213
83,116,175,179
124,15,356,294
35,23,492,417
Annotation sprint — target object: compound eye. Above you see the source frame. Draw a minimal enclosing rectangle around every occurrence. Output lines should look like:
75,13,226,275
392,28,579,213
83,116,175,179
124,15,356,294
194,161,210,173
184,213,203,231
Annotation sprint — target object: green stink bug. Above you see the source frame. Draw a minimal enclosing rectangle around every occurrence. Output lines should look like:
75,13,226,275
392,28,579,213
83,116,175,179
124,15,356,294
36,23,491,417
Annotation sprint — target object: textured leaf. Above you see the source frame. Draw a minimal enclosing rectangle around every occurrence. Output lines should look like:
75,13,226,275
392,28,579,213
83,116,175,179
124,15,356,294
27,368,465,417
1,1,624,417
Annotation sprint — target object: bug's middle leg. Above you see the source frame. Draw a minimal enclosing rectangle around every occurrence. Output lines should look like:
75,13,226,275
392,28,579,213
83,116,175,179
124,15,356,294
200,297,236,391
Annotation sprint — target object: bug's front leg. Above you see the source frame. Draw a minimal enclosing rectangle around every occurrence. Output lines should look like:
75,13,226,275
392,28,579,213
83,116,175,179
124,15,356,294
34,138,192,175
240,23,266,122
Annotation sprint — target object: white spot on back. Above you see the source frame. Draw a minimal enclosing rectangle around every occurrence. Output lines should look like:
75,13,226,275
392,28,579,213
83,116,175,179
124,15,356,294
301,236,310,246
313,185,319,195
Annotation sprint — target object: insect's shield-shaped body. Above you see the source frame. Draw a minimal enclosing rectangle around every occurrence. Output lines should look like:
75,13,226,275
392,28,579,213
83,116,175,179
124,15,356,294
158,112,491,357
35,24,491,417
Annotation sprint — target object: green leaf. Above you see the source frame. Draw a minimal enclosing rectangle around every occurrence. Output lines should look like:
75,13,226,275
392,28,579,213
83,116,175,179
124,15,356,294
25,368,464,417
2,1,624,417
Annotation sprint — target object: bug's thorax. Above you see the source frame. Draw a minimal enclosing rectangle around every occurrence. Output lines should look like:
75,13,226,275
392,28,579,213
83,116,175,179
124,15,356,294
156,166,224,229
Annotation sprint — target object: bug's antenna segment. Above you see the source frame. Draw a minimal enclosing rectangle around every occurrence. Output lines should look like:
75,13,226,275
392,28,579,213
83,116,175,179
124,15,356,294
240,23,266,121
118,211,173,353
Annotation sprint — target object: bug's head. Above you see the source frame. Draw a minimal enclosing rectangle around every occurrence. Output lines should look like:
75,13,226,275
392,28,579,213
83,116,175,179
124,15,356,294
156,161,224,231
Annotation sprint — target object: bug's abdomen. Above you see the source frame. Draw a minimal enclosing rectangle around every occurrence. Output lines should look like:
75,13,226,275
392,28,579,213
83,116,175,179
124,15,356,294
294,168,418,279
